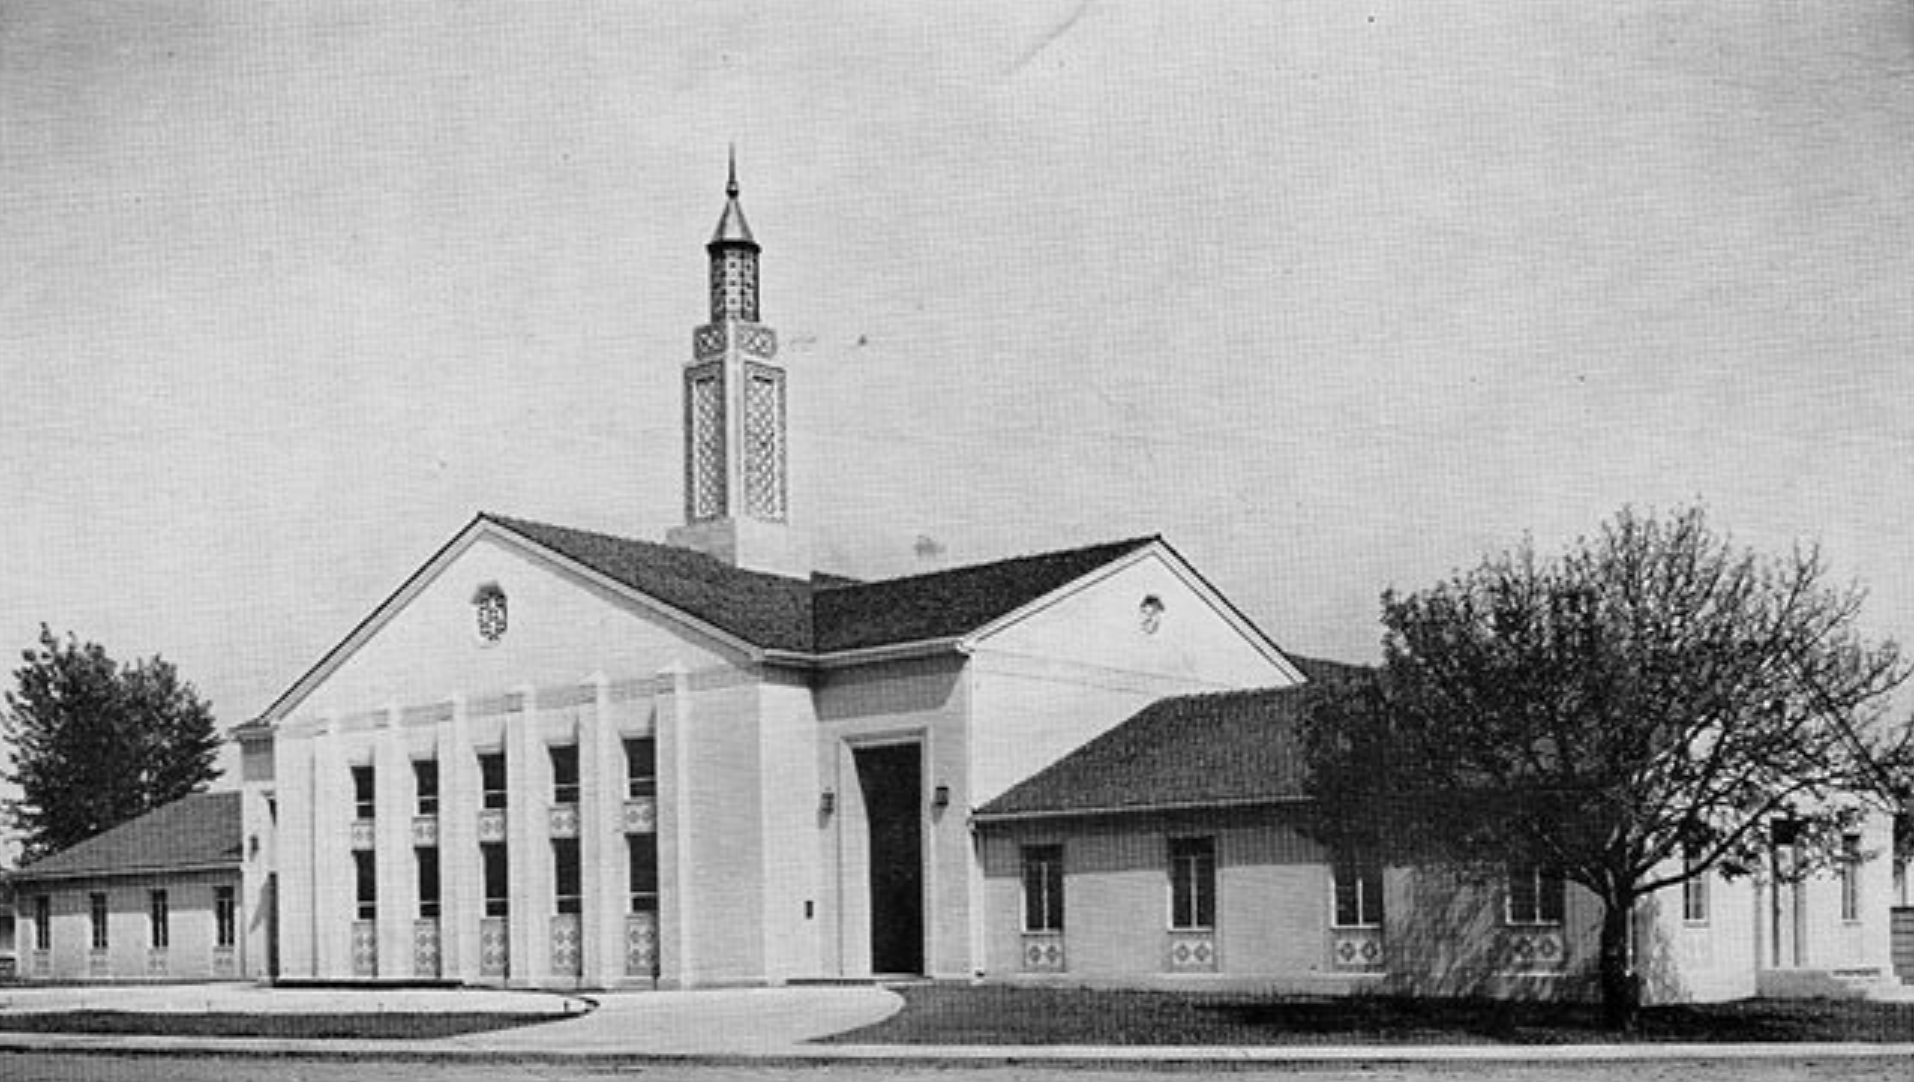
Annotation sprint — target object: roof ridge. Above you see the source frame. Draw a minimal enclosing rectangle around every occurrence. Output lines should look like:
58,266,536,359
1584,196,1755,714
482,512,816,588
818,534,1160,595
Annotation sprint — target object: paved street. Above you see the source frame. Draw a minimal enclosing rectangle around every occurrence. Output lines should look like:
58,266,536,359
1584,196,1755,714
5,1054,1914,1082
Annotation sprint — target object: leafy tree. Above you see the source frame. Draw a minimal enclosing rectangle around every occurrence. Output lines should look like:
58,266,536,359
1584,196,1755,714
2,626,222,862
1304,506,1911,1029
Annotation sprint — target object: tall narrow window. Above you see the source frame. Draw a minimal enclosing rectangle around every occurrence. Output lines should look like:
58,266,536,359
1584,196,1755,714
354,850,377,921
417,848,441,920
1332,857,1385,928
553,838,581,915
214,886,237,948
89,893,108,951
625,737,657,799
1507,864,1566,925
148,890,170,950
1169,837,1216,930
479,751,507,810
32,896,49,951
413,760,439,817
352,764,375,820
550,745,579,806
482,842,509,917
1682,846,1710,924
1021,845,1065,932
628,834,658,913
1840,833,1862,922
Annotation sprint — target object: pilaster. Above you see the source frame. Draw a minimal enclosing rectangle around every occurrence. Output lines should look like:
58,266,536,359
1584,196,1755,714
375,707,409,976
583,674,619,986
507,687,546,984
439,699,472,981
655,664,693,986
276,733,315,977
311,718,348,978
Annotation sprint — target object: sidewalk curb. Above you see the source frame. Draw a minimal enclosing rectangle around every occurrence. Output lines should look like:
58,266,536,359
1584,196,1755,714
6,1036,1914,1066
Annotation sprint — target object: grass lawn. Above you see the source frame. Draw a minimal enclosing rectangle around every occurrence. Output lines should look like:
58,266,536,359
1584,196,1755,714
0,1011,563,1039
824,985,1914,1046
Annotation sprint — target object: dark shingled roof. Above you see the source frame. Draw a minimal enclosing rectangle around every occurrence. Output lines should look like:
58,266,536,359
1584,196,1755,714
810,536,1157,652
488,513,1156,655
10,791,242,882
489,515,819,650
973,658,1367,821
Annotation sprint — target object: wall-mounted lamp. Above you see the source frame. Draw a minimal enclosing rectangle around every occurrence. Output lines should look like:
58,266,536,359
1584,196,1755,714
819,789,836,816
932,784,951,810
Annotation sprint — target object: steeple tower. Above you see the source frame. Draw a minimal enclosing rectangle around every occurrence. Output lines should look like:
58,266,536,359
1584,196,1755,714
666,154,809,577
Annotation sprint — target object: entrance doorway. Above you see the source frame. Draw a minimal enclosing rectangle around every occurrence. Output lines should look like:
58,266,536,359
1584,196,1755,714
853,743,924,975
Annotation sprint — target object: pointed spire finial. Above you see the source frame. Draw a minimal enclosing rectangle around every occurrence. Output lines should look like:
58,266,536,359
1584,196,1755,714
709,145,757,249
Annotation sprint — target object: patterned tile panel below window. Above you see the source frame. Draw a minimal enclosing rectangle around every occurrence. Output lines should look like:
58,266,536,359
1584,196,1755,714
551,914,583,978
350,819,376,851
146,949,169,978
623,797,657,834
88,951,111,978
1331,927,1385,971
414,920,442,978
411,815,439,848
480,917,510,979
213,946,237,979
626,911,659,978
1505,929,1566,971
351,920,378,978
1167,932,1218,973
1021,932,1065,973
477,809,507,844
549,804,580,839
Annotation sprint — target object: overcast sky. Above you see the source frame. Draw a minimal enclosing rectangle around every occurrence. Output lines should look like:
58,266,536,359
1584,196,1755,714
3,2,1912,738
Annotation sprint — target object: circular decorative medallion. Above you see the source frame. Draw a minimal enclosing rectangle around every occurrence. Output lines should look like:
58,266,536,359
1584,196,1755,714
1139,594,1165,635
472,583,508,644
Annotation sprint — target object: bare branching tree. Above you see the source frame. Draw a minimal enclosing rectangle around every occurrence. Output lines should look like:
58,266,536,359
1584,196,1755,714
1304,506,1912,1029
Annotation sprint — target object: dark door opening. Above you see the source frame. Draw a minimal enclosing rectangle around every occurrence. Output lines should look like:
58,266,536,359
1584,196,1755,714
854,743,924,975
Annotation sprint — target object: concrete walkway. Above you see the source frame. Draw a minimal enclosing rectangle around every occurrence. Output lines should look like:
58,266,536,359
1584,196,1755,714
2,984,1914,1064
0,982,583,1016
0,983,906,1058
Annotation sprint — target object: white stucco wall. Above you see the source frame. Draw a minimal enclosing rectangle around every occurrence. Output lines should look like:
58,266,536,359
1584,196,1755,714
813,655,970,978
966,553,1298,811
288,531,731,721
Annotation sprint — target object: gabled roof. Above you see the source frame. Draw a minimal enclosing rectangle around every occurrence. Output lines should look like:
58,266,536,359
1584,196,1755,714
9,791,242,882
490,515,818,651
247,513,1185,728
810,536,1158,653
491,514,1158,655
974,655,1369,822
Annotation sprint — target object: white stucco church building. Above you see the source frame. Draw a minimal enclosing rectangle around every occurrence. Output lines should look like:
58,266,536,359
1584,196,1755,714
12,167,1903,1000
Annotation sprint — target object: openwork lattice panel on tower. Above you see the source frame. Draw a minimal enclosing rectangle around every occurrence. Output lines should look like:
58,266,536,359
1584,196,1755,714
743,365,786,520
685,365,726,520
